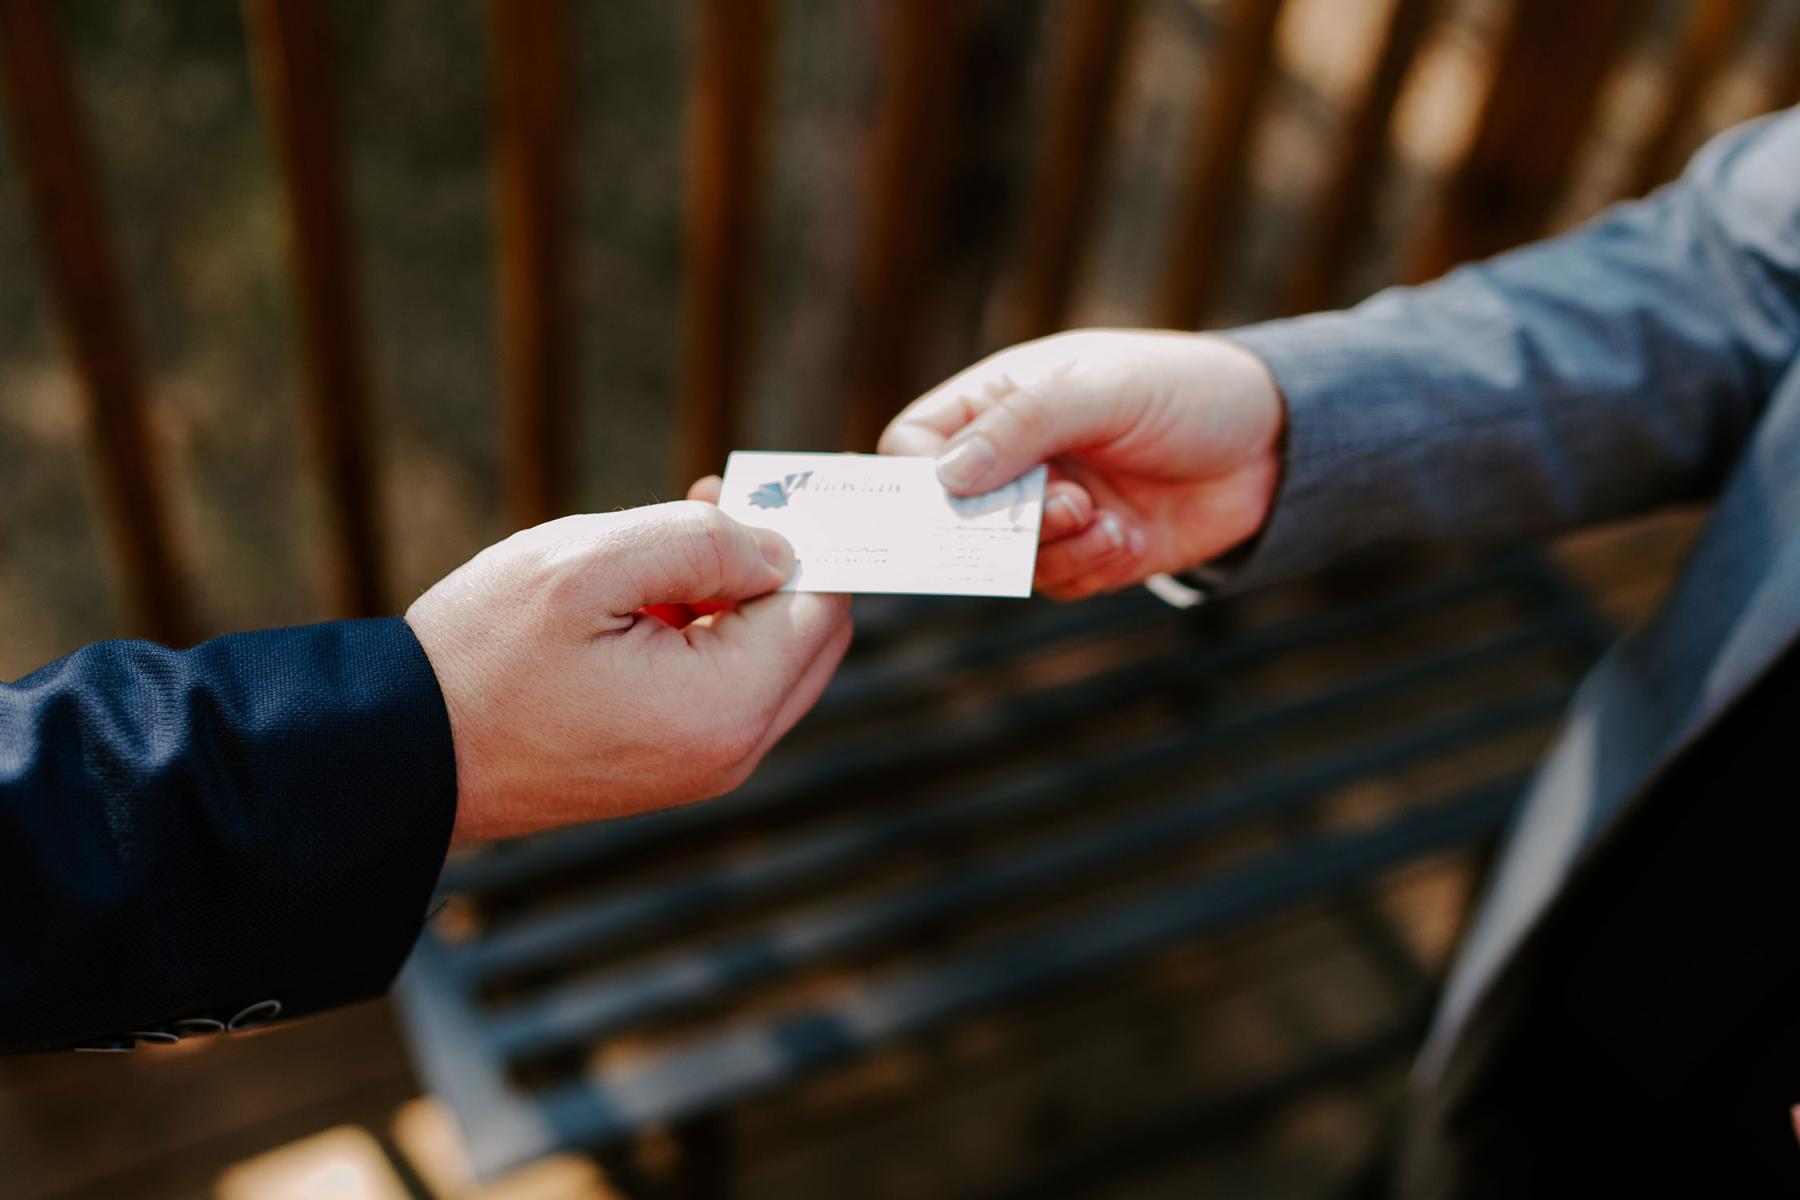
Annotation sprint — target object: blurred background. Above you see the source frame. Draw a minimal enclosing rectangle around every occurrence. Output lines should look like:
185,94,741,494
1,1,1796,1197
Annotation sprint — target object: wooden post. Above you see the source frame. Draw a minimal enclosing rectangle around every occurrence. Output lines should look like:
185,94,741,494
678,0,771,486
1622,0,1750,199
0,0,195,644
1772,4,1800,111
242,0,388,617
1155,0,1285,330
1284,0,1435,316
843,0,965,451
1005,0,1141,343
491,0,571,529
1407,0,1640,282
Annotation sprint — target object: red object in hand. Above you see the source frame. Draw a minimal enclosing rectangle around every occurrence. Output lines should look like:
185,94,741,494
640,600,736,629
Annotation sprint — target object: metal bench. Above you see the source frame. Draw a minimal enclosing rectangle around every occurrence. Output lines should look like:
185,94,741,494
395,551,1612,1195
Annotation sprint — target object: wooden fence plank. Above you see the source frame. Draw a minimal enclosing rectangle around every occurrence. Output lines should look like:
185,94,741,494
1155,0,1285,330
1622,0,1751,199
678,0,771,485
1005,0,1142,342
1777,5,1800,110
844,0,965,451
1284,0,1435,315
491,0,570,529
0,0,194,644
1407,0,1640,281
242,0,387,617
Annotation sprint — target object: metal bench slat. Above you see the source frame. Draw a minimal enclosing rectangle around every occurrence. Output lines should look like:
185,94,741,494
486,687,1566,1059
525,776,1524,1157
453,621,1573,983
442,554,1561,896
812,587,1171,720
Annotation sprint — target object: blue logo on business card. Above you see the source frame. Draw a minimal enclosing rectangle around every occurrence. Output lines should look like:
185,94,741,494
748,471,813,510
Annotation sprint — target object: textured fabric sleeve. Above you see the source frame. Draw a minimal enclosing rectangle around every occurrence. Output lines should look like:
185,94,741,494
1220,107,1800,591
0,618,457,1053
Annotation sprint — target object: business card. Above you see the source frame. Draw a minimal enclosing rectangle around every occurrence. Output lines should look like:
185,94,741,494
717,451,1046,597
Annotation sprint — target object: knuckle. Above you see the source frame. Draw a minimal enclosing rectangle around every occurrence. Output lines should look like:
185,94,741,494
685,497,733,528
670,502,740,587
990,375,1057,443
1037,330,1107,375
1046,328,1101,356
706,718,766,783
535,542,600,620
671,498,732,540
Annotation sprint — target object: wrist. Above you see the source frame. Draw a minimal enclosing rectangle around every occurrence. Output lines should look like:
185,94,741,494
404,605,493,845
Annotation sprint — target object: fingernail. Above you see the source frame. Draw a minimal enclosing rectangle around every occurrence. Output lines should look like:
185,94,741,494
757,530,794,574
1050,494,1081,529
1099,513,1127,552
1126,525,1147,556
937,435,996,491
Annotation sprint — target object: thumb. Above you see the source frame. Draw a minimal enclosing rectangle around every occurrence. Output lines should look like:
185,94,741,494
599,501,794,614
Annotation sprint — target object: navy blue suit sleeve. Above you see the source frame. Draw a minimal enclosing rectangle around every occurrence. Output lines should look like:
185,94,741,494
0,618,457,1053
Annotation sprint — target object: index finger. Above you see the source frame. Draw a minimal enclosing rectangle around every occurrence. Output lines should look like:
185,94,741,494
877,353,1023,457
878,388,980,456
876,335,1095,481
878,336,1057,457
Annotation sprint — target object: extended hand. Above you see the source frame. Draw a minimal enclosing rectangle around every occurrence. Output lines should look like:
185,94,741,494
880,330,1286,600
406,502,852,843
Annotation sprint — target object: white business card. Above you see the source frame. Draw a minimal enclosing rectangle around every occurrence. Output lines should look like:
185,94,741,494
717,451,1046,597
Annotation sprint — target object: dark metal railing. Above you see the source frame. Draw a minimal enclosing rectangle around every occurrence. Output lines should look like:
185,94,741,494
2,0,1791,638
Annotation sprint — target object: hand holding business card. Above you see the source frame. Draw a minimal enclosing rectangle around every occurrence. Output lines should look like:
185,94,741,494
717,452,1046,598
